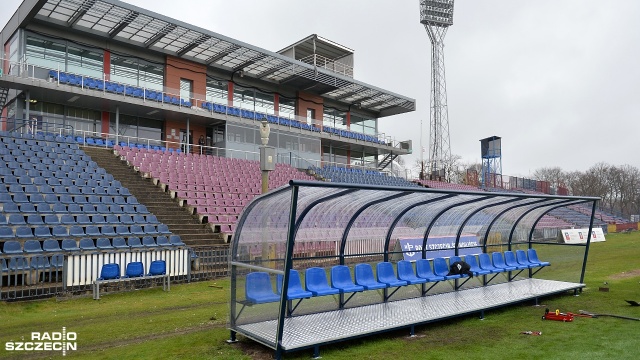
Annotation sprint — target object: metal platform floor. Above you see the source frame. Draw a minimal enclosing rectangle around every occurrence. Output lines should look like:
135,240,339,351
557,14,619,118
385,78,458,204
236,278,584,352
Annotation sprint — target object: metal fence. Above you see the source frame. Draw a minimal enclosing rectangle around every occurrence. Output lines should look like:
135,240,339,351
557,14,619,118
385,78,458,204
0,246,230,301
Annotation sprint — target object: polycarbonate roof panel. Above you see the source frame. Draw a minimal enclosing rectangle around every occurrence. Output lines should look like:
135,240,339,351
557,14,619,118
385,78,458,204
30,0,416,116
231,181,599,263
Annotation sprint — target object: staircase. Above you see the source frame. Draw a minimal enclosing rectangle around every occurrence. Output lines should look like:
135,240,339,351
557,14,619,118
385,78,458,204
82,147,227,246
377,152,398,171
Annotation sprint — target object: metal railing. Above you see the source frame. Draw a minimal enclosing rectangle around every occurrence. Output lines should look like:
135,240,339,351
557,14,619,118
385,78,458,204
0,247,229,301
0,57,404,147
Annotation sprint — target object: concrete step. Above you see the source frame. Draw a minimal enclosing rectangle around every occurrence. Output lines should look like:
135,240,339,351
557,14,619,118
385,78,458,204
82,146,228,246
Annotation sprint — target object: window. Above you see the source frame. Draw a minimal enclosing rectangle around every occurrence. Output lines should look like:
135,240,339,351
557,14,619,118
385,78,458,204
180,78,193,101
67,46,103,78
111,55,164,91
206,79,228,104
279,97,295,116
306,109,315,124
323,108,347,130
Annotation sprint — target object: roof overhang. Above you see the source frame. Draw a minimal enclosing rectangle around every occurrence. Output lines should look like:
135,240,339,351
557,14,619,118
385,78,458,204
5,0,416,118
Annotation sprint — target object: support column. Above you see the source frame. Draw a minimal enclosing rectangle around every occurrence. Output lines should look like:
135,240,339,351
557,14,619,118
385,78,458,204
227,81,234,107
273,93,279,116
115,106,119,146
186,117,190,153
25,91,30,124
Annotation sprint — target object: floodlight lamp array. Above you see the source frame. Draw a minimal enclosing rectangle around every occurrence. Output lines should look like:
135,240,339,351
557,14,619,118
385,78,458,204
419,0,454,27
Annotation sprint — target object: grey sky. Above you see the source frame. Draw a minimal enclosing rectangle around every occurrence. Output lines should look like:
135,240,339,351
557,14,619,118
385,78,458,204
2,1,638,178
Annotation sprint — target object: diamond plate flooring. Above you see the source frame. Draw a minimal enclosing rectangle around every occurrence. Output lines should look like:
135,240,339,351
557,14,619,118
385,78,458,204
235,278,583,351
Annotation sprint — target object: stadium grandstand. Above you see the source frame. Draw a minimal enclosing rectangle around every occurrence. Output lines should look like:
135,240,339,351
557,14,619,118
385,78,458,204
0,0,418,299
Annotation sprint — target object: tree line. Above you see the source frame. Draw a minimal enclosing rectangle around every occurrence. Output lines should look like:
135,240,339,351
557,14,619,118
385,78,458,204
533,163,640,219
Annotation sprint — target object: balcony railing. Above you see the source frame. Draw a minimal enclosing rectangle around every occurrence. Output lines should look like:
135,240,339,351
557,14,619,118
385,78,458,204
0,58,408,149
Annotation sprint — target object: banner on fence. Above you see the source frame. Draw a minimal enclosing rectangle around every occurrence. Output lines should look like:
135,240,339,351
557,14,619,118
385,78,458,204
561,228,606,244
396,235,482,261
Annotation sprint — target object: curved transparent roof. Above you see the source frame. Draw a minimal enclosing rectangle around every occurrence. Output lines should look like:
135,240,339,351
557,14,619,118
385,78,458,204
231,181,599,267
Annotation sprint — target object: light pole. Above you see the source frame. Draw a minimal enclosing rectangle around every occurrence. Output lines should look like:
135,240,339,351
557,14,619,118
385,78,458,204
259,120,275,194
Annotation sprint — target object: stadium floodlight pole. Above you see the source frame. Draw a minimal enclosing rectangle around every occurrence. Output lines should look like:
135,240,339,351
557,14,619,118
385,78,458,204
419,0,454,181
259,120,275,194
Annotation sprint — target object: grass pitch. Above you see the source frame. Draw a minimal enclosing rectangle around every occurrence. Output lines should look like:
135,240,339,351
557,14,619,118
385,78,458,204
1,232,639,359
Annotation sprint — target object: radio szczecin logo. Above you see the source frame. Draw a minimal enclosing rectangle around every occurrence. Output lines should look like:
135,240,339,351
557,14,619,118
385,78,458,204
5,327,77,356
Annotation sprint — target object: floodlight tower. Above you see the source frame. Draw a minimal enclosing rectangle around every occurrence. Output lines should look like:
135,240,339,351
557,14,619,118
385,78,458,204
419,0,454,180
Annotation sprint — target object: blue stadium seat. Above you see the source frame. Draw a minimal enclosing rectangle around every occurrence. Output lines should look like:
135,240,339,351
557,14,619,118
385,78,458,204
2,203,19,213
276,269,312,300
43,239,62,252
58,214,74,225
143,224,157,235
30,255,51,270
464,255,491,275
123,261,144,278
61,239,80,251
79,238,97,251
129,225,144,235
491,252,517,271
27,214,44,225
8,256,30,271
84,225,100,237
101,225,116,237
127,237,143,249
119,214,134,225
115,225,131,236
515,250,537,268
305,267,340,296
44,214,60,225
98,263,120,280
34,226,52,237
504,251,528,270
3,240,23,254
75,214,91,225
354,263,387,290
69,225,85,237
92,214,107,224
95,237,113,250
245,272,280,303
112,237,129,250
416,259,446,281
527,249,550,267
155,235,171,247
156,224,170,234
145,215,159,224
148,260,166,276
20,203,37,214
330,265,365,293
169,235,185,246
142,236,157,248
397,260,427,284
433,257,461,280
51,225,69,237
9,214,27,226
376,262,408,287
16,226,34,238
478,253,501,273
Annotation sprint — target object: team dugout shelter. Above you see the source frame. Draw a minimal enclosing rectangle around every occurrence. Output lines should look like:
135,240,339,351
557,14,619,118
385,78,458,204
229,181,600,359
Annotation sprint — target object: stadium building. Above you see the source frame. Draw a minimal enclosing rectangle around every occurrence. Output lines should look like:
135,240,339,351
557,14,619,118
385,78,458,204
0,0,414,170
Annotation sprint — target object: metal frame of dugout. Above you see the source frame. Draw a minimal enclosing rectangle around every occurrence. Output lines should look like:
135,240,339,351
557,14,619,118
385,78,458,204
227,180,599,359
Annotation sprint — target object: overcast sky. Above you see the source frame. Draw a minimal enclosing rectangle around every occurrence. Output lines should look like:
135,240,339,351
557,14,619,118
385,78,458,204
2,0,639,178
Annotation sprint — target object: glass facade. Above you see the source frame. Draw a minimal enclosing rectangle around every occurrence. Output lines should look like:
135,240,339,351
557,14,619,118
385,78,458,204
350,113,377,135
110,55,164,91
233,85,275,114
206,79,228,104
323,108,347,130
279,97,295,116
25,34,103,78
109,113,163,141
226,123,320,164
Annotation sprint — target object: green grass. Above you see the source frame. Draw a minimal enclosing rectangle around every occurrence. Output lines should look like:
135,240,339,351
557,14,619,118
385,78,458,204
1,232,639,359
